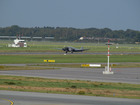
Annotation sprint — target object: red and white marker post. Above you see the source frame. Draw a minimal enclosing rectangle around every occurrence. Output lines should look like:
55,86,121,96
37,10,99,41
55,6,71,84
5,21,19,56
103,40,114,74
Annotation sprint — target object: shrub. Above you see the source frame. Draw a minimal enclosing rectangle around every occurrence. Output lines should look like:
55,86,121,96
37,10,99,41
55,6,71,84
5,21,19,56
78,91,85,95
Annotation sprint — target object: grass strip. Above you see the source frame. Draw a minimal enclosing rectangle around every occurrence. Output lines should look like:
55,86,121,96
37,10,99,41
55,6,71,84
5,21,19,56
0,62,140,71
0,54,140,64
0,66,58,71
0,75,140,99
30,63,140,68
1,41,140,52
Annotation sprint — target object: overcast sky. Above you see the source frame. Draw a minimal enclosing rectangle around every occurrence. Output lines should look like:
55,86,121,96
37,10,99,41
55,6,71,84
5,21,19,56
0,0,140,30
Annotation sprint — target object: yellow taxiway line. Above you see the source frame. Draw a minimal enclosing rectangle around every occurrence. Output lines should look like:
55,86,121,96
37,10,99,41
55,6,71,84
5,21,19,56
0,98,14,105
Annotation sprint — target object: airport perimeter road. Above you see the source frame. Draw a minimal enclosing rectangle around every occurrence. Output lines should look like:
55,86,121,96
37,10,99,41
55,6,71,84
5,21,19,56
0,90,140,105
0,67,140,84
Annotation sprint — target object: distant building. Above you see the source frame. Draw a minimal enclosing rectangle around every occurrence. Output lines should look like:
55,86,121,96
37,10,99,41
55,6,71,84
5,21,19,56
79,36,125,42
135,42,140,44
0,36,54,40
8,39,27,47
79,37,84,40
79,37,94,40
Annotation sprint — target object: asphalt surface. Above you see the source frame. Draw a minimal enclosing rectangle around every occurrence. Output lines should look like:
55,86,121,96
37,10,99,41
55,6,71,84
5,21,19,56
0,64,140,105
0,67,140,84
0,90,140,105
1,52,140,55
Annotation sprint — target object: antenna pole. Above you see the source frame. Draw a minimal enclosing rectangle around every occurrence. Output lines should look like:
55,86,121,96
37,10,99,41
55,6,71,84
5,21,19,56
107,40,110,72
103,39,114,74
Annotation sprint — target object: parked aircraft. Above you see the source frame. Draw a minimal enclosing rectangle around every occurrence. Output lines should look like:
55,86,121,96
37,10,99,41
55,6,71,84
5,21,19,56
62,46,89,53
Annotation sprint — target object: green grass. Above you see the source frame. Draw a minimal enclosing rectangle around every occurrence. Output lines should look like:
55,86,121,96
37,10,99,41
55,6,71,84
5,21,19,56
0,78,139,90
0,54,140,64
0,40,140,52
0,63,140,71
0,65,58,70
0,75,140,99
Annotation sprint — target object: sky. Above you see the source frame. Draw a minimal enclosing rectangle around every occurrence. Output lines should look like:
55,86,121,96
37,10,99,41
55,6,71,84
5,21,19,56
0,0,140,31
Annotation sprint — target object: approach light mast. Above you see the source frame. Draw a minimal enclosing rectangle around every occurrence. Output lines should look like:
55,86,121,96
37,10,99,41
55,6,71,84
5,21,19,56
103,40,114,74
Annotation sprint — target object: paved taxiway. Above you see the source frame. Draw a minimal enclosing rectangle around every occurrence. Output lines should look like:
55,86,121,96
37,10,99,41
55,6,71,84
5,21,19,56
0,67,140,84
0,90,140,105
1,52,140,55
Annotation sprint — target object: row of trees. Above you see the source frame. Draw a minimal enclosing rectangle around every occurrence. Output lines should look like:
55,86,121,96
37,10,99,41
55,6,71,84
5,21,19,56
0,25,140,43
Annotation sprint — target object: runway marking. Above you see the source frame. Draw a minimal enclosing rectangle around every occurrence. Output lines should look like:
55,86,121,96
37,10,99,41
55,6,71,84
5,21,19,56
0,98,14,105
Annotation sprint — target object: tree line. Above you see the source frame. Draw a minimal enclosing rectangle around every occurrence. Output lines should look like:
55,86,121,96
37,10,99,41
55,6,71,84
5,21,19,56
0,25,140,43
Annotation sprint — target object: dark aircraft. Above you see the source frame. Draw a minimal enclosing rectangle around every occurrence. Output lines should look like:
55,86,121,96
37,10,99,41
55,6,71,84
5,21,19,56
62,46,89,53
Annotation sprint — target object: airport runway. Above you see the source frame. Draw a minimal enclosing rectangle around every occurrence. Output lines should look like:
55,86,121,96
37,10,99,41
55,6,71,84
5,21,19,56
0,67,140,84
0,52,140,55
0,90,140,105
